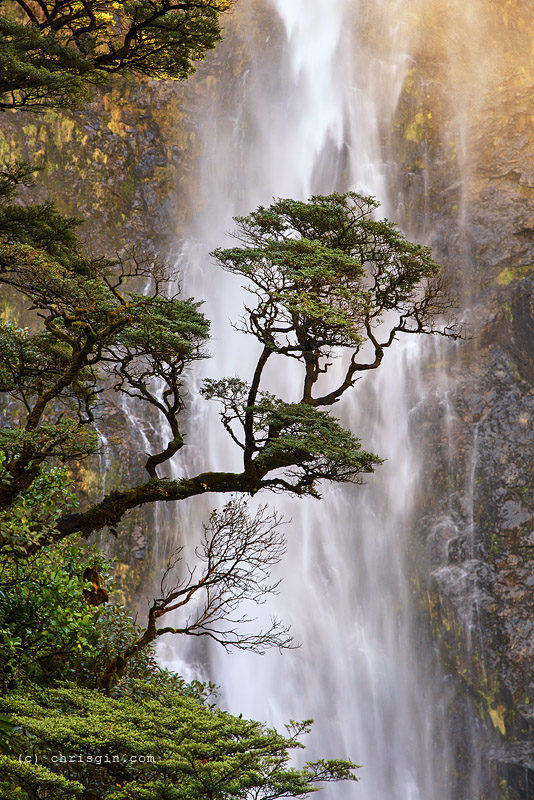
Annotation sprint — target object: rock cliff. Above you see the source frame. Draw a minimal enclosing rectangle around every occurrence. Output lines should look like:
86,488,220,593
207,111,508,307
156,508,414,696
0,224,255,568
389,2,534,796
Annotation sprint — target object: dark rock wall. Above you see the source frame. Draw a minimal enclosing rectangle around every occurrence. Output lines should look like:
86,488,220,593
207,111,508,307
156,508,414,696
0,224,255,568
388,1,534,796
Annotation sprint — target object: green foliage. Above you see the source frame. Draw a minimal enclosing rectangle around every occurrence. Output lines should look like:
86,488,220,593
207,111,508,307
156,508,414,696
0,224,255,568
0,1,233,111
0,320,96,411
0,685,359,799
0,463,220,697
0,463,218,698
0,14,95,111
203,381,381,496
0,163,84,265
75,603,214,695
121,294,210,361
212,192,448,365
253,397,380,492
0,715,14,755
0,464,112,690
0,535,108,690
214,236,369,351
85,606,218,702
0,460,78,554
0,420,99,469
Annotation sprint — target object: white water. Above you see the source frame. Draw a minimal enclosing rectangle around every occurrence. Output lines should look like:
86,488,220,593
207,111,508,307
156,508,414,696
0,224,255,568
160,1,453,797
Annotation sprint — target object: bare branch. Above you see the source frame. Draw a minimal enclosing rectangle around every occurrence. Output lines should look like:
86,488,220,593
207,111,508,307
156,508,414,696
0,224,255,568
100,498,295,692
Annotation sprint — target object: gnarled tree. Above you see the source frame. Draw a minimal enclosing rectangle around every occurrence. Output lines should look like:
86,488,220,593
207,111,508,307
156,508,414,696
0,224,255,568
0,182,460,546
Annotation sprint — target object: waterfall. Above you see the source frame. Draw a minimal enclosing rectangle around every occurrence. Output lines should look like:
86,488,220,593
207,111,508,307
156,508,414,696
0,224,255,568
159,1,454,797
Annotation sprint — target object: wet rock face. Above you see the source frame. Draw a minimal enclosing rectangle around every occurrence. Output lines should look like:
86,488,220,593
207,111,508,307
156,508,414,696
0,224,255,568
0,74,216,259
391,1,534,795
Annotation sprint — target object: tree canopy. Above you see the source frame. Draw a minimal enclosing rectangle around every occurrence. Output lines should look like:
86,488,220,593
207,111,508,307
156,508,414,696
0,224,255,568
0,684,359,799
0,0,233,110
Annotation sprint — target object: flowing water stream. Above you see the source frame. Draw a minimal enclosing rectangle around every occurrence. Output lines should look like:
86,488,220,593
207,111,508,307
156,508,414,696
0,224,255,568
159,1,456,797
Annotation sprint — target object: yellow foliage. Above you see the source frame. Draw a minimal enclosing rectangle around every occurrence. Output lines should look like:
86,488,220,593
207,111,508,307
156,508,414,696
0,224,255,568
495,264,534,285
405,111,426,143
488,705,506,735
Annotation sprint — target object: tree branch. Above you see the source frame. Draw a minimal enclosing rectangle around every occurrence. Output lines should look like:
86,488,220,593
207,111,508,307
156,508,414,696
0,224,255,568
99,499,293,692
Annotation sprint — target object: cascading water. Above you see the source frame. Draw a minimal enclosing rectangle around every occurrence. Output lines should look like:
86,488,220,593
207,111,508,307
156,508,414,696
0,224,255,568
159,1,456,797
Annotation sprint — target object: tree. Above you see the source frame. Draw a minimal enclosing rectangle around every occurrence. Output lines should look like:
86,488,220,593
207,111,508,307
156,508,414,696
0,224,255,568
0,0,233,110
212,193,459,404
99,498,293,692
0,464,109,690
0,684,359,799
0,182,459,543
0,163,210,531
0,537,106,691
